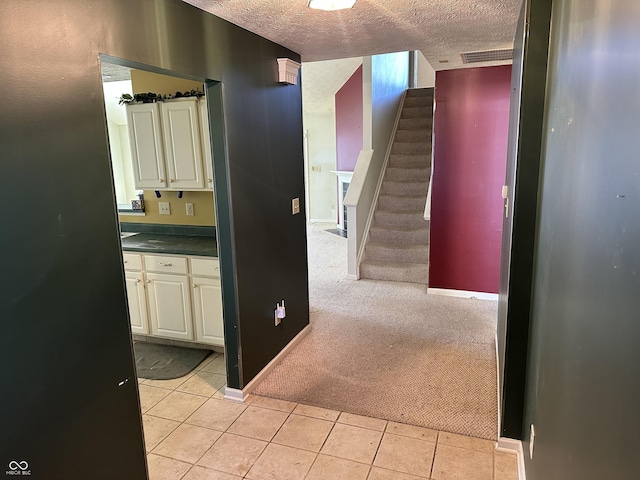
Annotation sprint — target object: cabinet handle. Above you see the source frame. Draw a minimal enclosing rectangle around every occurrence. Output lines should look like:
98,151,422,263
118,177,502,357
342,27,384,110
124,260,128,264
160,178,165,182
208,178,213,183
193,284,197,288
169,179,175,183
146,280,151,284
159,263,173,267
136,279,141,284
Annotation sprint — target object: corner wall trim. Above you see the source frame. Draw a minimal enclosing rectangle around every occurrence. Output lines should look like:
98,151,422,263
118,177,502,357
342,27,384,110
496,437,526,480
224,324,312,403
427,288,499,301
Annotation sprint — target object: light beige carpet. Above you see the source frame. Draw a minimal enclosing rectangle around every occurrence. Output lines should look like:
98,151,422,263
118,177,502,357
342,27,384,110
253,224,498,440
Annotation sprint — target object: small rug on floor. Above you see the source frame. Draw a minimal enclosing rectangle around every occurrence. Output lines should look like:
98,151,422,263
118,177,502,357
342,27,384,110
134,342,212,380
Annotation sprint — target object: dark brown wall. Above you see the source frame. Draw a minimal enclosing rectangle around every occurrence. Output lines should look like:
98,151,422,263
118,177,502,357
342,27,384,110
0,0,308,477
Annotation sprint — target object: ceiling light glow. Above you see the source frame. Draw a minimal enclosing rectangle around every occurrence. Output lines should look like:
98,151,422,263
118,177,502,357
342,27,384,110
308,0,356,11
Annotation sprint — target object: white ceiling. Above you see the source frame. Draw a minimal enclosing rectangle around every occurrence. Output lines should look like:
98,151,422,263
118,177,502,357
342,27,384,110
183,0,521,68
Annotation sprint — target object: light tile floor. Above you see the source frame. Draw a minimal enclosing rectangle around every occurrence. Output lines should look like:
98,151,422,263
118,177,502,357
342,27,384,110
139,353,518,480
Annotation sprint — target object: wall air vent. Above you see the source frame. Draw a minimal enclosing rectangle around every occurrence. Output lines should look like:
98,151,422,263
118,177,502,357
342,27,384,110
461,49,513,64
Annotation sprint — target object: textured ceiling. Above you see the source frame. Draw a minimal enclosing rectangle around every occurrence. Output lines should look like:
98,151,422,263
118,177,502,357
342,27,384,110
183,0,521,68
302,57,362,114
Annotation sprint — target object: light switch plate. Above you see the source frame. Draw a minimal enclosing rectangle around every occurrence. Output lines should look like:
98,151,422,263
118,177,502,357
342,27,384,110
159,202,171,215
292,198,300,215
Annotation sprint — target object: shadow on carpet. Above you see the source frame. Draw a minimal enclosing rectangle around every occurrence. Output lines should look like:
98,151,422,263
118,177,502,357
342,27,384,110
134,342,212,380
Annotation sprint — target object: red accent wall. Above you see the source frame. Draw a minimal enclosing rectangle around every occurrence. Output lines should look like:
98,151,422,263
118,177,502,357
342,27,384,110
430,65,511,293
335,65,363,172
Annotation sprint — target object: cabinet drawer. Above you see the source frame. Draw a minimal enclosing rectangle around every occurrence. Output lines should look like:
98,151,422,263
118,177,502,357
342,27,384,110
190,257,220,277
123,253,143,271
144,255,188,274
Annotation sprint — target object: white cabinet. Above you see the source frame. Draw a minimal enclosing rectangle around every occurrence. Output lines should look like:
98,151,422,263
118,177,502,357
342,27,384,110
122,252,223,346
198,97,214,191
191,257,224,346
162,99,205,190
126,98,210,191
125,270,149,335
126,103,166,189
146,272,194,341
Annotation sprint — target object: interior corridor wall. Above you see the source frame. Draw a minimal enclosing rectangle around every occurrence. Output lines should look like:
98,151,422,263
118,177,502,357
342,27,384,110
523,0,640,478
430,66,511,294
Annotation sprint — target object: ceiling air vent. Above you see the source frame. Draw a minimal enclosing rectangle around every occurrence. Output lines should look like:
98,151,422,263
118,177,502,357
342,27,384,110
461,49,513,64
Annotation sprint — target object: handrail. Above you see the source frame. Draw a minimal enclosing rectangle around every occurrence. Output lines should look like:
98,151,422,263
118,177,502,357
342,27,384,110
424,88,436,221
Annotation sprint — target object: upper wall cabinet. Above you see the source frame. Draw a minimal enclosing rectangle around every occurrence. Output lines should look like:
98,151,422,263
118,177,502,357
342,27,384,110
199,97,214,190
126,98,213,191
126,103,166,189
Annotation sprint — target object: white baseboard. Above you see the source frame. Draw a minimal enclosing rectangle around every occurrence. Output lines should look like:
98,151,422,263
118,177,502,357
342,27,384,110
346,274,358,280
224,324,312,403
309,219,336,224
496,437,526,480
427,288,499,301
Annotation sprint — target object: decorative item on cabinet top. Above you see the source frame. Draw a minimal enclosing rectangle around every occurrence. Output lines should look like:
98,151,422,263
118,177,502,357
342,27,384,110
125,96,214,192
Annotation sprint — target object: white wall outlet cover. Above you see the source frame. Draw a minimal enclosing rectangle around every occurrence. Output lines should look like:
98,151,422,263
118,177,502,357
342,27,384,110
186,203,194,216
292,198,300,215
159,202,171,215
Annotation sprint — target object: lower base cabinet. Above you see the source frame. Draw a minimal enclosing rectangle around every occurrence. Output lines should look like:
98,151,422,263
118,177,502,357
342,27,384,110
123,253,223,346
192,276,224,345
146,272,194,341
125,271,149,335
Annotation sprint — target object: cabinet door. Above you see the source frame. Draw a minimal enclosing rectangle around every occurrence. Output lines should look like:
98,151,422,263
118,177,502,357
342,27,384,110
126,103,167,189
198,97,214,191
146,273,193,341
124,271,149,335
161,99,205,190
192,276,224,346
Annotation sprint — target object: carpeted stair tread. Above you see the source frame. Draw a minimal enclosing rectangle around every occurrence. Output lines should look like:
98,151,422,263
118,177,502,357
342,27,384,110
378,194,425,211
374,210,427,228
395,129,430,142
360,259,429,284
391,142,431,155
385,166,430,181
388,155,431,169
365,242,429,264
403,96,431,108
381,180,429,196
401,107,428,119
407,87,434,97
398,118,432,130
369,225,430,245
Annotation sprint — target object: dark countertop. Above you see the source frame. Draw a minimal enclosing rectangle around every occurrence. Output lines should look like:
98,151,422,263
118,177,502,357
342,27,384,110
121,233,218,257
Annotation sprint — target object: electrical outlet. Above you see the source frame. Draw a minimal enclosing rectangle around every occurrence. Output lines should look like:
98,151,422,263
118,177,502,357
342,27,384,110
159,202,171,215
292,198,300,215
529,424,535,459
186,203,194,216
311,165,321,172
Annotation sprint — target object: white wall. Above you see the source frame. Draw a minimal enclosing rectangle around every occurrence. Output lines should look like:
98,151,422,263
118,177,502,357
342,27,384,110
304,113,338,222
302,58,362,223
416,51,436,88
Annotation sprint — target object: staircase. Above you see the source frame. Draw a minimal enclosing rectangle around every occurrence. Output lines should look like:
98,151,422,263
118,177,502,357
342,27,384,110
359,88,433,285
